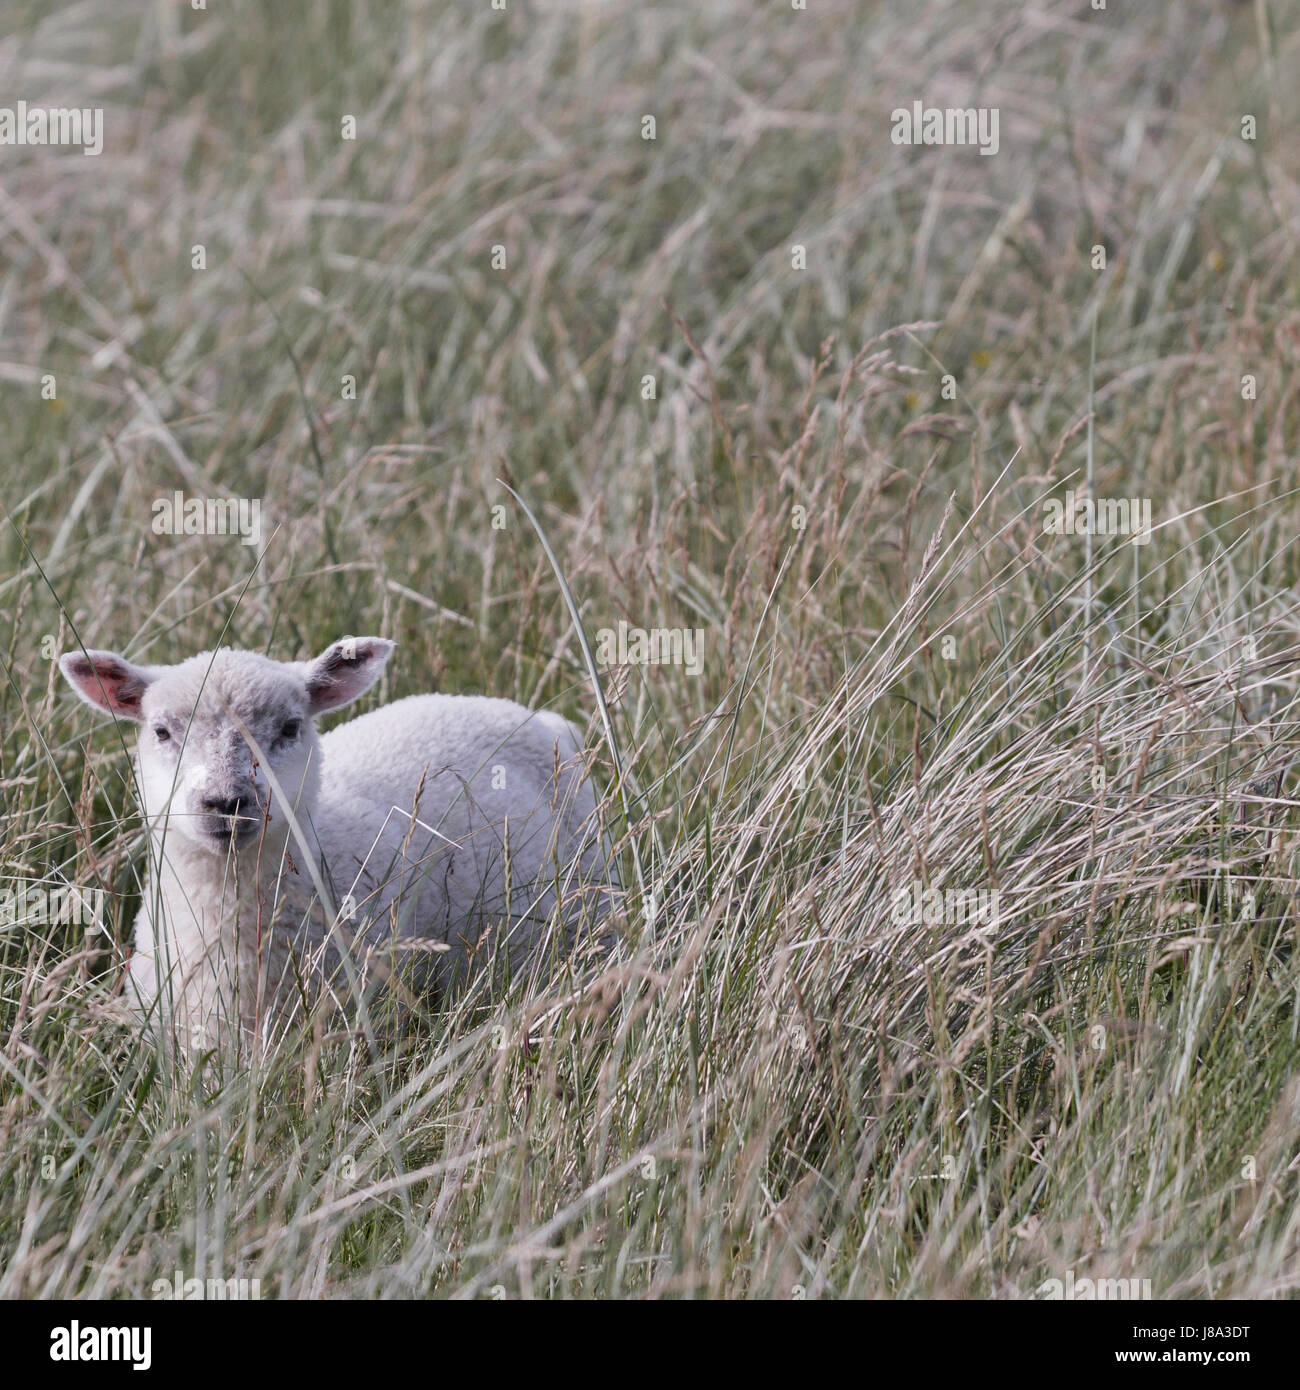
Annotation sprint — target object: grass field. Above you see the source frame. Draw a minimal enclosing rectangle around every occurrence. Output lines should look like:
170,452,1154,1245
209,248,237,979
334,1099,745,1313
2,0,1300,1298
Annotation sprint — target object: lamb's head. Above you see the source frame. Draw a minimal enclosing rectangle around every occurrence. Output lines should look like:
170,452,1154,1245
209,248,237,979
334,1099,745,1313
60,637,394,854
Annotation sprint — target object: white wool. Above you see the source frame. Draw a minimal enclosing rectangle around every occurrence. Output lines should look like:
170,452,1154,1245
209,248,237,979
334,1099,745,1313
60,638,613,1049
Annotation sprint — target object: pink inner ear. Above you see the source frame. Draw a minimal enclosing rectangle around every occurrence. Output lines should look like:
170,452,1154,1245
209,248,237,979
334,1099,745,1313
305,639,391,713
64,654,150,718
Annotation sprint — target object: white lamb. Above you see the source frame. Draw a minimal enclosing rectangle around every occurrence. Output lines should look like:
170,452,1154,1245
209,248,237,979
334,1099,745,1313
60,637,614,1051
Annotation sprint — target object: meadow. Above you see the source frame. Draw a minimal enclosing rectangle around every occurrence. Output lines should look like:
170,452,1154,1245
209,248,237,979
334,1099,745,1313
1,0,1299,1297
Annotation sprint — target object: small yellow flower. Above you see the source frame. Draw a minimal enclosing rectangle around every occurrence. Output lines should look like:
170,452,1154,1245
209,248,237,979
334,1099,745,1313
904,391,921,410
970,349,993,369
1208,249,1226,273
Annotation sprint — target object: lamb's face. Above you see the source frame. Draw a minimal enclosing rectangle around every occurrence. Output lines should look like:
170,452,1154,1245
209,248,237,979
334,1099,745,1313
135,657,320,852
60,637,395,856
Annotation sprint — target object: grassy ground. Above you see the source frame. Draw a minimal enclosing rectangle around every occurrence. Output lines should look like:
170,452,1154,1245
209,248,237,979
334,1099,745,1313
2,0,1300,1298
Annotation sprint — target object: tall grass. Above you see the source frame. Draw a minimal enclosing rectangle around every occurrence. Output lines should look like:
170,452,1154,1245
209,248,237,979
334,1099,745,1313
1,0,1299,1297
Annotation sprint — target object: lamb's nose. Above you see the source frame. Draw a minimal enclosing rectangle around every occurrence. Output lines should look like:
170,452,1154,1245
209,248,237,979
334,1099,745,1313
203,794,244,818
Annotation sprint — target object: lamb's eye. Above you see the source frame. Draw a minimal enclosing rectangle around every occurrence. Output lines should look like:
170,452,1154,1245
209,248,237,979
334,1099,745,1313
154,726,171,743
280,719,301,741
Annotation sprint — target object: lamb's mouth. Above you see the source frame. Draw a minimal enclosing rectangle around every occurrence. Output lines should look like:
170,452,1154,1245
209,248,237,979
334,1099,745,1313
201,816,262,847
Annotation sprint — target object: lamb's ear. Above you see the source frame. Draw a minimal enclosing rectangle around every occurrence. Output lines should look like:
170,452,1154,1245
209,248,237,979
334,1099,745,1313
300,636,395,715
59,650,157,722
